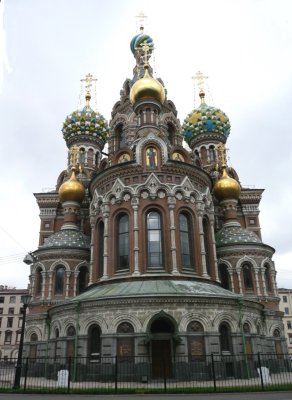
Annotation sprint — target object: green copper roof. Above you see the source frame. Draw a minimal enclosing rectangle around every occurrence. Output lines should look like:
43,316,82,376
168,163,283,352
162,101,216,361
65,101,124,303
39,229,90,250
70,279,240,303
216,225,261,247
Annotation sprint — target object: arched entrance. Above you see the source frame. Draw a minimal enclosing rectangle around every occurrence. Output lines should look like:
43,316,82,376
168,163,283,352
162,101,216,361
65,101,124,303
149,315,176,379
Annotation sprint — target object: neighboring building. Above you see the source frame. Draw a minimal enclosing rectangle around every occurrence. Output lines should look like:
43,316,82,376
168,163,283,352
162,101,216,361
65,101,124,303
24,27,285,377
278,288,292,354
0,286,28,360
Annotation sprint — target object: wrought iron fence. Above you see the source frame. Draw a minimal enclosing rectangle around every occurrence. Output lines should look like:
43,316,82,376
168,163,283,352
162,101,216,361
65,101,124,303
1,353,292,393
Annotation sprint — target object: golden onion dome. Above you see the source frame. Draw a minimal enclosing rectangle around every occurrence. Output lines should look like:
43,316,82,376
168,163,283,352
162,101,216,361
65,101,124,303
58,169,85,203
213,167,241,202
130,65,165,104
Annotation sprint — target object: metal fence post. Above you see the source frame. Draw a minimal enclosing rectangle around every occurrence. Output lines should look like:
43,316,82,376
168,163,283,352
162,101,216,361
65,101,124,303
23,358,29,392
67,357,71,393
163,356,167,392
114,355,118,393
211,353,216,392
257,352,264,391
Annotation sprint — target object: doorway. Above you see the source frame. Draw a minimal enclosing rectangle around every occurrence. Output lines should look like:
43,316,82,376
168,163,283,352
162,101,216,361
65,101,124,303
150,316,175,379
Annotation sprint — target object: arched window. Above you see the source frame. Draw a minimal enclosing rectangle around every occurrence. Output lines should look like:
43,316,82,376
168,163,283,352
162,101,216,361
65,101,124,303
54,328,59,360
187,321,205,361
243,323,252,357
88,324,101,360
117,322,134,360
147,211,163,268
200,146,207,164
79,147,85,164
66,325,76,358
77,266,88,294
117,214,129,270
35,268,43,296
219,322,232,353
87,148,94,167
209,145,216,162
179,213,192,269
29,333,38,358
55,265,65,294
264,264,272,293
243,263,253,290
97,221,104,278
203,218,212,276
218,264,231,290
116,124,125,149
167,123,175,145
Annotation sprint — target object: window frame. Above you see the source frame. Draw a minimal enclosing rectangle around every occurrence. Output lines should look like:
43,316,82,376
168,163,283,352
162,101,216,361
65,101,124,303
146,210,164,269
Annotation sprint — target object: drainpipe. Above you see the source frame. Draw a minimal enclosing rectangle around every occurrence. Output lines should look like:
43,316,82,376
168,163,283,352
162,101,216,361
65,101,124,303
73,302,80,381
45,313,51,378
238,298,250,379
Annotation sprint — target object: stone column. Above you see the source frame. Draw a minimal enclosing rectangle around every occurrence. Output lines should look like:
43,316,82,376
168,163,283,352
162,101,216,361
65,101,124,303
74,271,79,297
65,271,71,299
89,218,95,285
228,267,235,292
41,271,46,300
47,271,53,300
236,268,243,294
196,203,208,278
168,196,178,274
209,215,219,281
131,197,140,276
101,203,110,280
261,267,267,296
254,267,260,295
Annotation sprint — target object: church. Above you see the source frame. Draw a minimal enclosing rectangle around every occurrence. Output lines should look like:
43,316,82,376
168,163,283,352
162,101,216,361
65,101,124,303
24,26,286,379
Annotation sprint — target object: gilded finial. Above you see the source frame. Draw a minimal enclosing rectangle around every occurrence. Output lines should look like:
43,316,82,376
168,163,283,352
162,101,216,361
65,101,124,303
217,143,227,167
81,73,97,106
140,42,151,67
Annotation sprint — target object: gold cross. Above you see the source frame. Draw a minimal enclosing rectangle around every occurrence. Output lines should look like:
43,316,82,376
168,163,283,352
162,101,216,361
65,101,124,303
136,11,147,32
81,73,97,96
192,71,208,94
216,143,229,166
140,42,151,65
70,145,79,169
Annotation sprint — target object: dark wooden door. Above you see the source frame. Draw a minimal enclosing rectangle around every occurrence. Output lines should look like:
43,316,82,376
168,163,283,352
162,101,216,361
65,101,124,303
151,340,172,378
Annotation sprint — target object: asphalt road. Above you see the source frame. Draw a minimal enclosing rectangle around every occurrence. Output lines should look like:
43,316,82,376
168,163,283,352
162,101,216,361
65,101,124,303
1,393,292,400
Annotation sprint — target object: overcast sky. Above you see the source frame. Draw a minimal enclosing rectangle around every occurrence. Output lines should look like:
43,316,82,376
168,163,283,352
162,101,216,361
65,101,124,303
0,0,291,289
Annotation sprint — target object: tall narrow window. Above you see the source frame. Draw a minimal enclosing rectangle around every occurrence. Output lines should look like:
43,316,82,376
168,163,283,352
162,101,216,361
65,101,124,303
218,264,231,290
66,326,76,358
116,124,125,149
187,321,205,361
117,214,129,270
203,218,212,275
29,333,38,358
264,265,272,293
35,268,43,296
219,322,232,353
88,324,101,361
97,221,104,278
117,322,134,361
243,263,253,290
147,211,163,268
55,265,65,294
78,266,88,294
179,213,192,269
209,145,216,161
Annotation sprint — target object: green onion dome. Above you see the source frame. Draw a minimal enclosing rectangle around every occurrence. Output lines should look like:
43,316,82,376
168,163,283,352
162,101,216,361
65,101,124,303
130,32,153,55
183,92,230,148
62,104,109,147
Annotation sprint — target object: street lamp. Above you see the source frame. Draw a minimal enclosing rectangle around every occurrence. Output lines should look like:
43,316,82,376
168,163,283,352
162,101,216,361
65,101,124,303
13,293,32,389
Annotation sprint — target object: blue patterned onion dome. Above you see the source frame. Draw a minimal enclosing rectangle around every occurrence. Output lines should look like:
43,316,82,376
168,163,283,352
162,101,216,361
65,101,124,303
62,105,109,146
183,95,231,147
130,32,153,55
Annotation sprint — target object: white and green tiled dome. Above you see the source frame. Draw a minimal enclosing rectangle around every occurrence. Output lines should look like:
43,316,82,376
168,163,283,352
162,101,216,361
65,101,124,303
216,225,261,247
39,229,90,250
62,105,109,147
183,97,230,147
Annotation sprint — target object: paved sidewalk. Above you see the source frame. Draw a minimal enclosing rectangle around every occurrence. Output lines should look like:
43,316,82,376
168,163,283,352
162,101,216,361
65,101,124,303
1,392,292,400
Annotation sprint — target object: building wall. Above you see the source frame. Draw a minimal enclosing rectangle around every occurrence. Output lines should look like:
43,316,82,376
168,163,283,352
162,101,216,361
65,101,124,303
278,288,292,354
0,287,28,359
